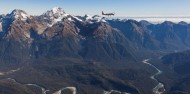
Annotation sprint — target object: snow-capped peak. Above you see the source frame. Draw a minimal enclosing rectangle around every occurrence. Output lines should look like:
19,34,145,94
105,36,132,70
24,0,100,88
92,15,106,22
6,9,29,20
80,14,107,23
40,7,107,26
42,7,69,26
52,7,64,14
84,14,93,21
43,7,69,18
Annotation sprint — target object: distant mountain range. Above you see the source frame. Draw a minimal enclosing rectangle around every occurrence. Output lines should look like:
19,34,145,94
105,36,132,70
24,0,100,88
117,17,190,23
0,7,190,64
0,7,190,94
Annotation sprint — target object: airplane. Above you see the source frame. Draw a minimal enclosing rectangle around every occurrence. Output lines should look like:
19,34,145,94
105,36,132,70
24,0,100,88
102,11,115,16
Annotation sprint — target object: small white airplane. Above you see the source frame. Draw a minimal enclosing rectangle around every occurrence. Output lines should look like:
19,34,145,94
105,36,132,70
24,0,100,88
102,11,115,16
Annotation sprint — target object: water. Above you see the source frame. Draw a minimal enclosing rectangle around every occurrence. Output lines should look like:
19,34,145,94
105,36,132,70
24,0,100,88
142,59,165,94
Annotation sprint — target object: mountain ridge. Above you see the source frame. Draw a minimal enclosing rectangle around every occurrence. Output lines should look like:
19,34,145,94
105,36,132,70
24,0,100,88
1,7,190,94
1,7,190,64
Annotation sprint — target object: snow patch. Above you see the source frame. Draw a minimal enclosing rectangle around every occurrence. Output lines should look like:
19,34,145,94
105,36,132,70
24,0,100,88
21,12,28,19
53,17,63,22
93,15,106,22
84,14,93,21
68,17,74,21
73,16,83,22
6,9,29,21
52,7,60,14
82,14,107,23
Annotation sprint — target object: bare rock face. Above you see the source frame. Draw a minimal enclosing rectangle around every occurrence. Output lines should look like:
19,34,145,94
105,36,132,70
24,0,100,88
1,9,30,40
44,19,79,40
0,10,43,64
5,20,31,41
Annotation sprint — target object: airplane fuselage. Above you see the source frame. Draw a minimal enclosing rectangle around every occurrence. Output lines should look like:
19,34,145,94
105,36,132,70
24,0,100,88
102,11,115,16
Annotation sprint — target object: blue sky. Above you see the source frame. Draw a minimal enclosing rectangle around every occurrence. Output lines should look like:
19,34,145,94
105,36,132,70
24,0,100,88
0,0,190,17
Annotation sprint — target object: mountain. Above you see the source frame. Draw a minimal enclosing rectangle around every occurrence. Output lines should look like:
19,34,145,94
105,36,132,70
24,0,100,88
77,22,136,63
0,8,140,94
162,50,190,74
147,21,188,51
108,19,160,50
1,7,190,94
159,50,190,94
76,14,106,23
37,7,68,26
6,9,30,20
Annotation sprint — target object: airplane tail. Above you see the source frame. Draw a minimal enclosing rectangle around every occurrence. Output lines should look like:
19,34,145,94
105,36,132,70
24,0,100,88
102,11,104,15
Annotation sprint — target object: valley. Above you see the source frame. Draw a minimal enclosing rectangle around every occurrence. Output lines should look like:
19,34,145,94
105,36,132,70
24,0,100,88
143,59,165,94
0,7,190,94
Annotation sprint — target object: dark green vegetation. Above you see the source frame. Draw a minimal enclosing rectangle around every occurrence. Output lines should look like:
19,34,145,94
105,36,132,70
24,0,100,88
160,50,190,94
0,57,156,94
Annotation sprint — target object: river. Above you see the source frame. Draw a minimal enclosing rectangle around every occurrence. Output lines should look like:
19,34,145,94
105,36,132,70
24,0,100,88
0,61,165,94
142,59,165,94
0,68,50,94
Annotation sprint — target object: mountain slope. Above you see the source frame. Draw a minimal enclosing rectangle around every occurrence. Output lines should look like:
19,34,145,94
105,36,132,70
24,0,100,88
1,7,190,94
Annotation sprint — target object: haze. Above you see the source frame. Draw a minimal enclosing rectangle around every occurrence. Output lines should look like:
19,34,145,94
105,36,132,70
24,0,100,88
0,0,190,17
